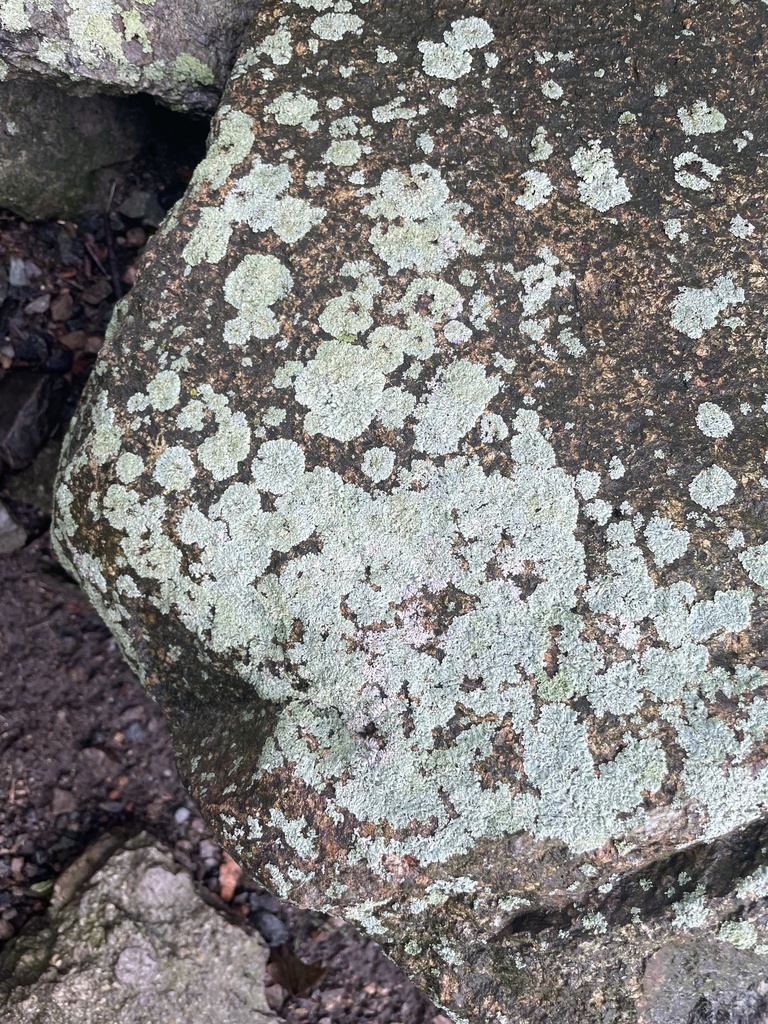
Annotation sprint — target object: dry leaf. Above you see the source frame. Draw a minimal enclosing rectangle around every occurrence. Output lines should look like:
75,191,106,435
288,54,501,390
268,945,325,995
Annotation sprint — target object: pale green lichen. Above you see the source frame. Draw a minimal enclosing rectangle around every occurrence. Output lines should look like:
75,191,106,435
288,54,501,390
530,126,553,162
363,164,483,275
730,215,754,239
541,80,563,100
311,12,363,39
222,158,325,245
172,52,214,87
0,0,30,31
669,275,744,339
673,151,721,191
293,339,386,441
323,139,362,165
223,254,293,344
570,142,632,212
251,439,306,495
147,370,181,411
739,543,768,587
677,100,726,135
413,360,500,456
696,402,734,438
515,170,554,210
372,98,418,123
259,27,293,65
153,446,195,490
361,446,395,483
191,108,255,192
116,452,145,484
265,90,319,131
182,207,233,267
671,886,711,929
644,514,690,567
418,17,494,80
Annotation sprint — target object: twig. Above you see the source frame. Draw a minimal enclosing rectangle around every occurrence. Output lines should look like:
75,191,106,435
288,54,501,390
103,179,123,300
82,235,108,278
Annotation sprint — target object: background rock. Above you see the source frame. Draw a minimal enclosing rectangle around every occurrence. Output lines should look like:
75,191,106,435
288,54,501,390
51,0,768,1020
0,80,144,221
0,0,259,112
0,832,278,1024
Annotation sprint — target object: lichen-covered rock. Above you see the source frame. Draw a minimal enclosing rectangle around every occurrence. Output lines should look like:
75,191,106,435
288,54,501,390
52,1,768,1019
0,0,258,111
0,833,277,1023
0,79,143,219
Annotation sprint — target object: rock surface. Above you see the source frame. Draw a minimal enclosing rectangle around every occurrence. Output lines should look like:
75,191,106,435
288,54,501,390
52,0,768,1020
0,832,278,1024
0,0,258,112
0,79,144,220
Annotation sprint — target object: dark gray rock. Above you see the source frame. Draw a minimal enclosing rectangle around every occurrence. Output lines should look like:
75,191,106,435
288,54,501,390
0,372,64,472
0,79,144,220
52,1,768,1020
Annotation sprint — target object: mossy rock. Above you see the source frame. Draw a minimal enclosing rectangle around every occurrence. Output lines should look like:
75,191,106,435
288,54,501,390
0,0,259,112
52,1,768,1019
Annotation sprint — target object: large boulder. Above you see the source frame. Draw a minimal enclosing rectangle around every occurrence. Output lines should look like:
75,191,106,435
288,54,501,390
0,0,258,111
52,0,768,1019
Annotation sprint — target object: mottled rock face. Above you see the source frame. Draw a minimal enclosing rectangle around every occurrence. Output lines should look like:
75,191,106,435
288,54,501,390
53,1,768,1019
0,0,258,110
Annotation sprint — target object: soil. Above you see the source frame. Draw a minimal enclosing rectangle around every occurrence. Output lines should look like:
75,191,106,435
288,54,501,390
0,116,445,1024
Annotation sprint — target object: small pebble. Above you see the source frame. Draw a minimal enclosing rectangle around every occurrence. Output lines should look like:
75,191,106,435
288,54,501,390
252,909,289,947
8,256,28,287
173,807,190,825
124,721,146,744
198,839,218,860
125,227,147,248
0,920,14,941
50,291,74,321
24,293,50,315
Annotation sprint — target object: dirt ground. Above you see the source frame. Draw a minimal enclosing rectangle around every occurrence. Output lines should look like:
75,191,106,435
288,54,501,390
0,121,444,1023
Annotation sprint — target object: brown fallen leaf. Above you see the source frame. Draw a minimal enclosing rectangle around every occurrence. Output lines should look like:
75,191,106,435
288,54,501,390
218,851,241,902
268,945,326,996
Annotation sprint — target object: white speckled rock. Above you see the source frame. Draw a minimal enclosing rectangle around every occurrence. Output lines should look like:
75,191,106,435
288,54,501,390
0,833,277,1024
0,0,258,111
52,0,768,1019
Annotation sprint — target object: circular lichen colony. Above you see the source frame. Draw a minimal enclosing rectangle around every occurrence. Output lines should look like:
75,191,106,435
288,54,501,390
52,0,768,1020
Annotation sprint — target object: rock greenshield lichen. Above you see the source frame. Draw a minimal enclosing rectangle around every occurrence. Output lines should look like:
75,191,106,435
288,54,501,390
52,0,768,1020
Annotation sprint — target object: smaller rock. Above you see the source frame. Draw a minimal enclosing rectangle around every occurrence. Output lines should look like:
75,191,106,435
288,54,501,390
123,721,146,744
252,909,289,948
0,833,278,1024
264,984,288,1012
118,190,166,228
0,500,26,554
50,788,76,816
59,331,87,352
7,257,28,288
125,227,147,248
14,333,49,363
50,292,74,322
0,371,65,471
81,279,112,305
173,807,191,825
23,294,50,316
319,988,347,1016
